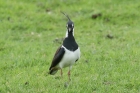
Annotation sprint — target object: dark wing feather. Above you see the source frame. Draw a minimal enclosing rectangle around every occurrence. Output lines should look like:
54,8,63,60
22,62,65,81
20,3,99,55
49,46,65,70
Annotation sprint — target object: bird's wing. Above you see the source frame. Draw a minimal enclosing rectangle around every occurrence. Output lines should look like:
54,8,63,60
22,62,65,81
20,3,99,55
49,46,65,70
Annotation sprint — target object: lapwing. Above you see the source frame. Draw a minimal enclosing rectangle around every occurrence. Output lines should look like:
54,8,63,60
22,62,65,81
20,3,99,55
49,12,80,81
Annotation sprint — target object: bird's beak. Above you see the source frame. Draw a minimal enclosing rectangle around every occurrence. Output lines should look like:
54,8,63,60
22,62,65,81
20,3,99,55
68,28,72,31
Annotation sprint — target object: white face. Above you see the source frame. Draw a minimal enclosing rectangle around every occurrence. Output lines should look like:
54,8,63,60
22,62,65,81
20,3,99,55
67,23,74,32
72,24,74,28
65,24,74,37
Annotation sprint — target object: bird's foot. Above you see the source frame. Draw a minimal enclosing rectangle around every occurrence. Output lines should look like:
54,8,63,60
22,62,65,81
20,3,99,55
54,76,61,80
64,82,69,88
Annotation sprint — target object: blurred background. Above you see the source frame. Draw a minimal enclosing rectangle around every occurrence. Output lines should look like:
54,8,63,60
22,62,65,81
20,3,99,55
0,0,140,93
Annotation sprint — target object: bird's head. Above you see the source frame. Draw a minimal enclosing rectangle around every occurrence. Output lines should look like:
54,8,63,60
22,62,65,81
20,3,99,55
61,12,74,32
67,21,74,32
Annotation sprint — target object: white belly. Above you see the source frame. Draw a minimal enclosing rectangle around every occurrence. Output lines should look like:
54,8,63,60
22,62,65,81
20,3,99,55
58,46,80,68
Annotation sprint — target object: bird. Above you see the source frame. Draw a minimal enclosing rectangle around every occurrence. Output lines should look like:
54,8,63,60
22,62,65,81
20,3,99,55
48,12,80,81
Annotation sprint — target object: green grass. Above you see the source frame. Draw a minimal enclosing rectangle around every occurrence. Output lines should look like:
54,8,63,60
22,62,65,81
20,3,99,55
0,0,140,93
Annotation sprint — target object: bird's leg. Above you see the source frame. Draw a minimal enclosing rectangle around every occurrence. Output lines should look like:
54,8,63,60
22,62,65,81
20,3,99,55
68,66,72,82
60,69,63,77
68,70,71,82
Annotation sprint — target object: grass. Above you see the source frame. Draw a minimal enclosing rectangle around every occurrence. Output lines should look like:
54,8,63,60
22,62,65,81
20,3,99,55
0,0,140,93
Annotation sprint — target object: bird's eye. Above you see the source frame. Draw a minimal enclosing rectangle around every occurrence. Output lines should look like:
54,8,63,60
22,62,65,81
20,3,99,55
66,24,68,27
72,24,74,28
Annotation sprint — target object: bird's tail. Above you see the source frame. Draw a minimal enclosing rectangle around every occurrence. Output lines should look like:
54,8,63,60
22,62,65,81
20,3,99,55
49,69,58,75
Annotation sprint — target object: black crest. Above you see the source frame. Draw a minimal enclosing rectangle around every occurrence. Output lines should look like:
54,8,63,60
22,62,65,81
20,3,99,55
61,11,74,33
61,11,72,21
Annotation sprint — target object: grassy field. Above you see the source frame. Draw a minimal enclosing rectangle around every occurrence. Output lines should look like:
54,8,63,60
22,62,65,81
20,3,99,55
0,0,140,93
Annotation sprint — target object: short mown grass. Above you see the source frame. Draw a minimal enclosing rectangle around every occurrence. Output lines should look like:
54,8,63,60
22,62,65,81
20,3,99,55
0,0,140,93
